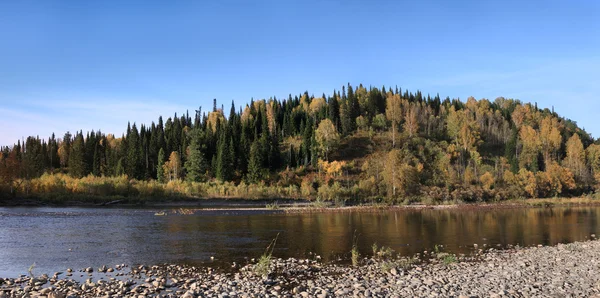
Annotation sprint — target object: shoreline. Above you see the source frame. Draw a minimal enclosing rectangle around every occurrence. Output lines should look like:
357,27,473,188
2,239,600,297
2,196,600,211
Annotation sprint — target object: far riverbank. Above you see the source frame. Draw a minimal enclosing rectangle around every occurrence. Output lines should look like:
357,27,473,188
2,195,600,211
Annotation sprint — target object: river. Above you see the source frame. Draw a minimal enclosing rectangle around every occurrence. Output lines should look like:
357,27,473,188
0,206,598,277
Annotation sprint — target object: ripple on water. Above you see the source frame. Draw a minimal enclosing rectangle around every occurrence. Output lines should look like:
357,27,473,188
0,206,599,277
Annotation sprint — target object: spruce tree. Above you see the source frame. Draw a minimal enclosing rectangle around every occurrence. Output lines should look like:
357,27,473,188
115,158,125,176
216,129,233,181
238,125,250,175
92,145,100,176
157,148,165,182
328,92,340,130
185,131,208,182
247,139,263,183
126,124,143,179
347,83,359,130
68,132,86,178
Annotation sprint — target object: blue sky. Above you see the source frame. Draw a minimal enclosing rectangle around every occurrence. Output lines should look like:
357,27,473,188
0,0,598,146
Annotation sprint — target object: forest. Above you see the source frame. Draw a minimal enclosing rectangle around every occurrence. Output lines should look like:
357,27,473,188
1,83,598,204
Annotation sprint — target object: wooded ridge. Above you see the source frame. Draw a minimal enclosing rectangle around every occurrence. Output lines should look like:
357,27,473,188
1,84,597,203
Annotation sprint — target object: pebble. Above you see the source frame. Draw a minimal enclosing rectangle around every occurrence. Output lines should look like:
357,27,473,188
3,240,600,297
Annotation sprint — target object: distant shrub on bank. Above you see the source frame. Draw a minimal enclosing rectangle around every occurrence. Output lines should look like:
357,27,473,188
6,173,304,202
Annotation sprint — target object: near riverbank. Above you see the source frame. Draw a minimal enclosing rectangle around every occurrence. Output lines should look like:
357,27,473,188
2,239,600,297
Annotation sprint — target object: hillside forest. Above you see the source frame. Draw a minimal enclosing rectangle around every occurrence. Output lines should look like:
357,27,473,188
1,84,598,203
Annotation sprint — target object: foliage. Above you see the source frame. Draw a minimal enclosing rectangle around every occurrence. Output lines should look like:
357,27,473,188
185,130,208,182
315,119,340,161
163,151,182,181
385,93,402,147
0,83,597,203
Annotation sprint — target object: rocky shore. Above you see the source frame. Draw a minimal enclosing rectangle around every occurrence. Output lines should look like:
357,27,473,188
2,240,600,298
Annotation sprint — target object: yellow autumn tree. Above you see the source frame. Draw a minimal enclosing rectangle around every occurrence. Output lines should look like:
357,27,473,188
564,134,586,181
309,97,326,116
382,149,421,199
511,103,540,129
315,119,340,161
241,104,254,124
447,106,480,153
479,172,495,190
266,100,278,134
318,159,346,177
163,151,182,181
539,116,562,164
517,169,537,198
543,162,576,196
586,144,600,185
57,141,69,169
385,93,402,147
403,103,419,138
519,125,540,171
299,94,310,112
447,106,481,182
207,110,225,133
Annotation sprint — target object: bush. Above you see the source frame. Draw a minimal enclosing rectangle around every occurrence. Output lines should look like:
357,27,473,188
13,173,303,202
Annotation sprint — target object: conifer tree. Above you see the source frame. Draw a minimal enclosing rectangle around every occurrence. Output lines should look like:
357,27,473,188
347,83,359,131
247,139,263,183
216,129,233,181
68,132,87,178
185,130,208,182
92,145,100,176
126,124,143,179
328,92,341,131
157,148,165,182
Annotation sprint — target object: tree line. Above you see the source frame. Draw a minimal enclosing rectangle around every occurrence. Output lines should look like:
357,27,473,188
1,83,598,202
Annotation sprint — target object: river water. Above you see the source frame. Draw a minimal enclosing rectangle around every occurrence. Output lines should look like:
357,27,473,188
0,206,598,277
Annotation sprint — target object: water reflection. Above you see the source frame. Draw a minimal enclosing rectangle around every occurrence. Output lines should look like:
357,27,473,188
0,206,597,277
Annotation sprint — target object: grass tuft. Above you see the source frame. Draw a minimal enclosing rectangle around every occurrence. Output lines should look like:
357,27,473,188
253,233,279,277
265,201,280,210
351,231,360,266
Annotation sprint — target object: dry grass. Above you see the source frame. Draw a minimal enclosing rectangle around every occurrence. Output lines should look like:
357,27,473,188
513,196,600,207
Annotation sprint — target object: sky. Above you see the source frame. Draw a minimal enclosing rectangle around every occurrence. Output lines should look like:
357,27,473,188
0,0,598,146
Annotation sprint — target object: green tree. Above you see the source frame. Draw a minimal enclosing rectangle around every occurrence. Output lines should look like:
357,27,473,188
185,131,208,182
157,148,165,182
216,131,234,182
327,93,340,130
92,145,101,176
68,132,87,178
126,124,144,179
22,137,45,179
372,113,387,131
247,139,264,183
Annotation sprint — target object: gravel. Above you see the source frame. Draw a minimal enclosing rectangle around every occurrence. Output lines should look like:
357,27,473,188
2,240,600,297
